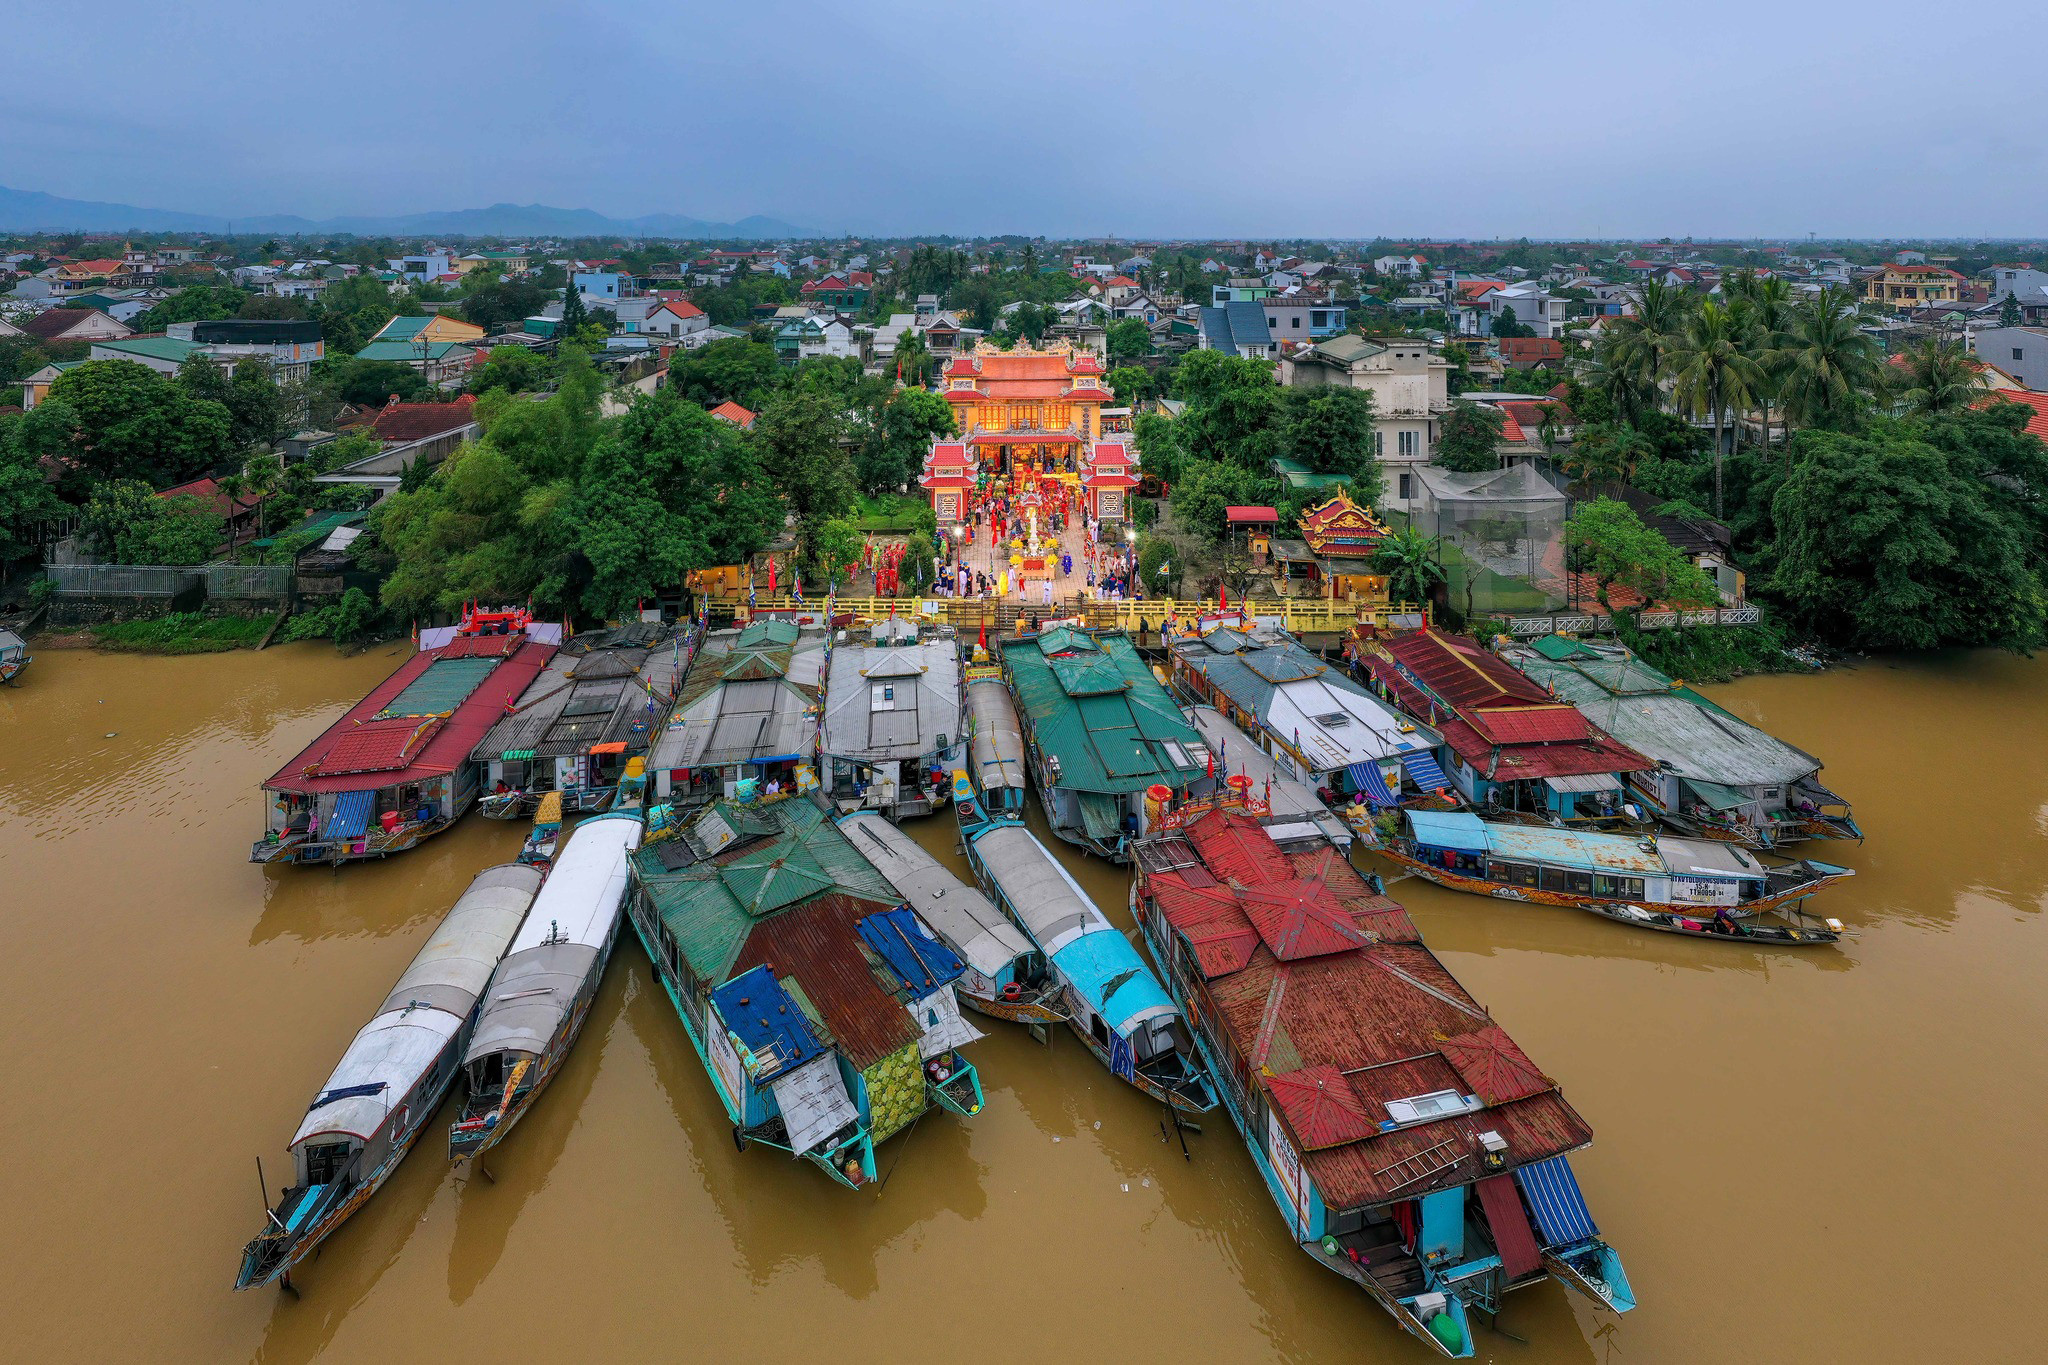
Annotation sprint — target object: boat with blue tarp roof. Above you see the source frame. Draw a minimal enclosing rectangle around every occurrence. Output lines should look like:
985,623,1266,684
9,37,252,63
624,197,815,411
1368,808,1852,942
625,796,986,1188
958,787,1215,1113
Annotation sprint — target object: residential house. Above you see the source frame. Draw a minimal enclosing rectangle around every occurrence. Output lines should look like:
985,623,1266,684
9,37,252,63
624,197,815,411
1498,336,1564,371
169,319,325,383
640,299,709,341
370,314,487,347
156,476,266,549
1110,292,1162,324
20,307,132,343
1211,278,1274,305
1373,254,1426,277
1864,263,1963,310
1279,335,1451,508
390,251,455,283
88,335,202,375
18,361,83,409
1971,326,2048,391
1983,267,2048,325
800,272,873,310
710,400,757,430
573,269,629,302
1096,275,1143,304
1197,302,1275,359
48,258,124,294
1485,283,1565,339
1262,298,1347,342
454,250,531,275
321,394,484,487
354,338,476,386
48,289,153,324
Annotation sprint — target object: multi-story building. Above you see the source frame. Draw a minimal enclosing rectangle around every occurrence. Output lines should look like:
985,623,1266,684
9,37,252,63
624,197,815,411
1863,263,1962,310
1281,335,1452,509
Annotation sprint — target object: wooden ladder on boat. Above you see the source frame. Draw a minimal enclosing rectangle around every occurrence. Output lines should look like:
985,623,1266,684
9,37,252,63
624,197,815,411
1373,1138,1464,1193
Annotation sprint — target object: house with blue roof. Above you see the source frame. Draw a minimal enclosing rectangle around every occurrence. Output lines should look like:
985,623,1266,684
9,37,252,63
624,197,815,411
1198,300,1276,359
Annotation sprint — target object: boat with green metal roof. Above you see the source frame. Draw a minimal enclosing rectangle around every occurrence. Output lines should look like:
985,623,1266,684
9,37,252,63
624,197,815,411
999,626,1205,862
1498,635,1860,849
625,795,987,1188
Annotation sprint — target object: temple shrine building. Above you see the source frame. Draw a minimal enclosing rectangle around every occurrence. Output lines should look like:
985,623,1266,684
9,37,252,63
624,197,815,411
1271,490,1393,601
918,341,1139,526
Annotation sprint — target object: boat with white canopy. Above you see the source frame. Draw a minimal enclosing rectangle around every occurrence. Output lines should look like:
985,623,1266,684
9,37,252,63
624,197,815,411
235,863,541,1291
838,809,1066,1024
449,813,642,1162
963,668,1028,820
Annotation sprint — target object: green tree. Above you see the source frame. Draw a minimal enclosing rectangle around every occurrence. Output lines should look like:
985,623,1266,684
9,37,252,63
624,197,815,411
1666,299,1764,515
2000,293,2023,327
226,358,287,450
326,357,433,408
1565,497,1718,611
669,337,779,410
1767,418,2045,651
1559,421,1651,491
753,389,855,569
133,285,255,334
469,345,546,395
568,391,779,618
1174,350,1281,471
893,329,935,387
81,480,225,565
1894,338,1986,418
1433,401,1506,472
559,287,590,339
1169,461,1266,546
0,414,66,562
1489,305,1533,339
1767,289,1883,438
1106,364,1149,409
810,518,864,587
1106,317,1152,360
1282,386,1383,503
459,277,547,336
42,359,233,493
1371,524,1447,607
1132,411,1184,488
856,386,956,496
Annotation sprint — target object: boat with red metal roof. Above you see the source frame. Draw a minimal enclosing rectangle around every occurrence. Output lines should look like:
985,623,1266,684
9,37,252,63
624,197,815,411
250,606,557,866
1132,803,1635,1357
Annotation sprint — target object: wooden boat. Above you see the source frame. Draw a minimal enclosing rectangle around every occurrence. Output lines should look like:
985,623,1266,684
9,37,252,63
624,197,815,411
1369,809,1853,930
626,798,987,1190
1580,900,1841,946
839,806,1068,1025
235,864,542,1291
517,790,563,872
1133,809,1635,1358
251,605,555,867
962,666,1028,821
960,798,1215,1114
0,626,29,686
450,813,641,1162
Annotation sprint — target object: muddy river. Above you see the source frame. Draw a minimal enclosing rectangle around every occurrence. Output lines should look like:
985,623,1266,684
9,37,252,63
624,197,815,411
1,642,2041,1363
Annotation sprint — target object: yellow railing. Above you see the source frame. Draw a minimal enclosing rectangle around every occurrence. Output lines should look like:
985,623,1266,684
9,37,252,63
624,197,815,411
710,595,1427,635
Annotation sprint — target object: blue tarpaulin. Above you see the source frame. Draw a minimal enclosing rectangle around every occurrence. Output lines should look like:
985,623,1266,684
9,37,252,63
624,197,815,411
307,1081,385,1113
1514,1155,1600,1248
710,965,825,1081
857,906,965,994
1401,750,1450,791
326,789,375,841
1346,761,1397,806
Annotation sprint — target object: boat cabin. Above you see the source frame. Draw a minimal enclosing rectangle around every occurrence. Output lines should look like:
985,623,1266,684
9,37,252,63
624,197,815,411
819,618,962,819
1402,810,1771,906
644,619,827,809
963,669,1028,819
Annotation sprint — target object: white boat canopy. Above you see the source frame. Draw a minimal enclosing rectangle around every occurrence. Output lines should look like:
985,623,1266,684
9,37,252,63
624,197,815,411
838,812,1033,980
966,678,1028,794
970,823,1105,955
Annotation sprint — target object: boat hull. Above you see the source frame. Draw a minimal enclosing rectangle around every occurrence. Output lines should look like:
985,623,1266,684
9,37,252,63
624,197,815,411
234,1053,455,1290
1370,841,1851,923
958,986,1068,1025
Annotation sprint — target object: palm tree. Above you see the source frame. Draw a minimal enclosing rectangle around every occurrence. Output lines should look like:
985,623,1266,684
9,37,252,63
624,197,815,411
1372,525,1447,609
1895,338,1986,417
1768,290,1884,447
1601,279,1696,420
1558,422,1648,492
1667,300,1764,517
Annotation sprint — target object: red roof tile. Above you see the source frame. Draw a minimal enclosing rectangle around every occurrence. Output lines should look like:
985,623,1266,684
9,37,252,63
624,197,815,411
341,394,479,443
317,715,448,775
709,399,757,428
1464,706,1592,747
1438,1025,1552,1105
1979,389,2048,442
1266,1064,1381,1150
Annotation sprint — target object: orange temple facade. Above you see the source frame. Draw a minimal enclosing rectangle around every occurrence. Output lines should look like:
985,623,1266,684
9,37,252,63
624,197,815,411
920,341,1138,525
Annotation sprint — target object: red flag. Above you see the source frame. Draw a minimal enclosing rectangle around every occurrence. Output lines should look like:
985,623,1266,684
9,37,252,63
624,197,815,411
766,557,777,594
1219,583,1228,611
977,621,987,652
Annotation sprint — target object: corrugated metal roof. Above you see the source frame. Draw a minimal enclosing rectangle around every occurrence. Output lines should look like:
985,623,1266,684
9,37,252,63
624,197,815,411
1002,630,1201,795
1138,811,1590,1209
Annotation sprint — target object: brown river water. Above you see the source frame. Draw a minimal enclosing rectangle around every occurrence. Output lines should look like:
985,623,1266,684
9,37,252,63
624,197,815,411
2,642,2043,1363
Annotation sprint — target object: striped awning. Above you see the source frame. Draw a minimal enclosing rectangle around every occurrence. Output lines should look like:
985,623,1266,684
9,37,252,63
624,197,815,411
1345,761,1396,806
326,789,376,840
1514,1155,1600,1249
1400,750,1450,791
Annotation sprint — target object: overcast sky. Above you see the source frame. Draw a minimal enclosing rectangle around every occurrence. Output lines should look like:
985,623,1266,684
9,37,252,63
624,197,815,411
7,0,2039,239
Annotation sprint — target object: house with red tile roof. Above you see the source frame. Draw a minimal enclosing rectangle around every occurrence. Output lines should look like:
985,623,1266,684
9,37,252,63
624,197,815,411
709,399,757,429
19,307,131,342
1498,337,1564,371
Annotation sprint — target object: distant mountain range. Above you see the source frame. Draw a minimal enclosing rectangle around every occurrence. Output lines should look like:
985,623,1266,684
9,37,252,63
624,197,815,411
0,185,810,240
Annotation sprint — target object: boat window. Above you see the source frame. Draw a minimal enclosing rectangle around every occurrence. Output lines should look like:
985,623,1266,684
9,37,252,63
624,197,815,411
1091,1013,1110,1048
1623,877,1645,899
304,1141,350,1186
1538,867,1568,892
1593,874,1621,896
1386,1090,1476,1124
1565,870,1594,894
